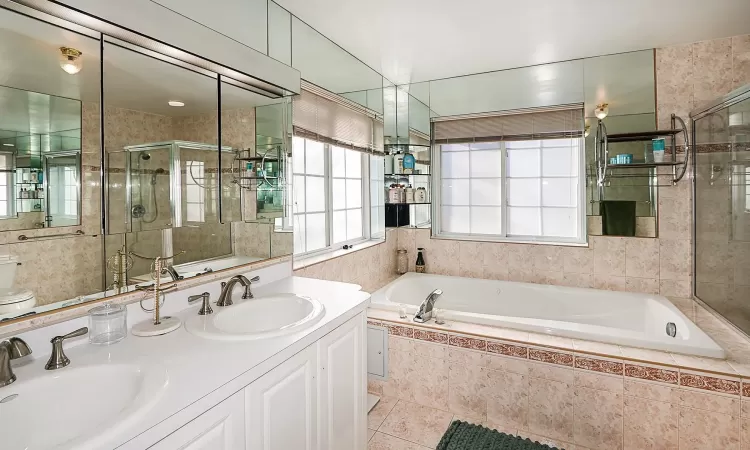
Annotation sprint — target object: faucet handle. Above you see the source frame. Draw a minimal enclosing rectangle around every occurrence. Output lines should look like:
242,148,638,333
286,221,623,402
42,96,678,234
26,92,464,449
45,327,88,371
243,276,260,299
188,292,213,315
250,275,260,283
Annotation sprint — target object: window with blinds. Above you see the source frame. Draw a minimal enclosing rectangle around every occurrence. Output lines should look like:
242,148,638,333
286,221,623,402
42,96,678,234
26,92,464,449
433,105,586,244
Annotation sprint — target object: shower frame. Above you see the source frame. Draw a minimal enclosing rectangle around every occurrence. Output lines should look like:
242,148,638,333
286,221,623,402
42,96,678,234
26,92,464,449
123,140,233,230
689,83,750,332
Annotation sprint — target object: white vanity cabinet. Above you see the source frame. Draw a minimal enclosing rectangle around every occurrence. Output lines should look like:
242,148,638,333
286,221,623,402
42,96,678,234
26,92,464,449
149,393,245,450
147,312,367,450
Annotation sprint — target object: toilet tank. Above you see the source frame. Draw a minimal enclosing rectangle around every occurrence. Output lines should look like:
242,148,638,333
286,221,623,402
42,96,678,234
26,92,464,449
0,256,20,288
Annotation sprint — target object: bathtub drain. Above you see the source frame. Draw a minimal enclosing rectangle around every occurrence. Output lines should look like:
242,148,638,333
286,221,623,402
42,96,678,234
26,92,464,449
666,322,677,338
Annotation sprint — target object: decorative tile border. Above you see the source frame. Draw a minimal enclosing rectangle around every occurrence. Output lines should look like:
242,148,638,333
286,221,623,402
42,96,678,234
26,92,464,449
680,373,740,396
414,329,449,344
487,341,528,359
529,348,575,367
576,356,623,375
367,318,750,397
624,364,678,384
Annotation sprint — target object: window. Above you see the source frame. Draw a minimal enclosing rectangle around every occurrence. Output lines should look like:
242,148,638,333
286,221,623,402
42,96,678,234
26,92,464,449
48,165,79,218
185,161,205,223
436,138,584,243
0,152,13,218
292,137,371,256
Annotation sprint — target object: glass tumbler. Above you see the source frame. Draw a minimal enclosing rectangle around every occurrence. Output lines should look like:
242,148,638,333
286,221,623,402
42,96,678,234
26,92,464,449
88,303,127,345
397,249,408,274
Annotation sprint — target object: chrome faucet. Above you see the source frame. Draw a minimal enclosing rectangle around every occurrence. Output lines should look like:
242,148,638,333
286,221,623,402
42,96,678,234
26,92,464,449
413,289,443,323
217,275,260,306
45,327,88,371
161,265,183,281
0,337,31,387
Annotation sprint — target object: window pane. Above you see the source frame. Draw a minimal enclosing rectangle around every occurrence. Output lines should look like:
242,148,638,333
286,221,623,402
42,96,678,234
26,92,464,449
294,214,306,253
346,179,362,208
331,146,346,177
542,208,578,238
292,137,305,173
306,176,325,212
470,179,502,206
508,207,540,235
441,151,469,178
507,178,540,206
470,150,502,178
332,210,346,244
441,206,470,233
470,207,502,234
441,143,470,152
332,179,346,209
506,149,540,177
347,208,363,240
305,140,325,176
306,212,327,251
345,149,362,178
506,140,541,149
542,146,578,177
293,175,305,213
442,179,469,206
470,142,501,150
542,178,577,207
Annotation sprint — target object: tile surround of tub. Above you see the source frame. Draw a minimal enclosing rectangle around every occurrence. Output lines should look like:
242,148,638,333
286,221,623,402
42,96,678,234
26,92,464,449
368,318,750,450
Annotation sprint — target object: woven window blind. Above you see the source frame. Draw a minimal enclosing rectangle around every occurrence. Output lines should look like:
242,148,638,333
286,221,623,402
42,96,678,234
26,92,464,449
433,105,584,144
293,86,383,153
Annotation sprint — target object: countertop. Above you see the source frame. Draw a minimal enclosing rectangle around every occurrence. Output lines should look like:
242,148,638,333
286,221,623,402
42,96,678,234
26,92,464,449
7,274,370,450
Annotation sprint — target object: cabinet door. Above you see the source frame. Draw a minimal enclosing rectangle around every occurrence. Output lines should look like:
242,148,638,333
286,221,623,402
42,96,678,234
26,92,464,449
246,346,317,450
318,313,367,450
366,325,388,379
149,392,244,450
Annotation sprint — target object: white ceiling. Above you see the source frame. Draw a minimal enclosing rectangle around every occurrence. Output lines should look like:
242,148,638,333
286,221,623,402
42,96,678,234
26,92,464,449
275,0,750,84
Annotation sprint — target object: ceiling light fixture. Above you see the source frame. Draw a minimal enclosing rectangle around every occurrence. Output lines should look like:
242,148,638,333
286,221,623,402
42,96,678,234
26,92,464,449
2,143,14,147
594,103,609,120
168,101,185,107
59,47,83,74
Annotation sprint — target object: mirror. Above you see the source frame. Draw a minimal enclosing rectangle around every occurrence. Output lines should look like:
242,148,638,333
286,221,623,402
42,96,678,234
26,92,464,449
0,1,298,324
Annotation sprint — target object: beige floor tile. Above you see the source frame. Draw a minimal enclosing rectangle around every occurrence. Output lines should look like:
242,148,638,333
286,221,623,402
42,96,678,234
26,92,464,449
367,428,377,442
378,400,454,448
368,432,433,450
368,396,399,430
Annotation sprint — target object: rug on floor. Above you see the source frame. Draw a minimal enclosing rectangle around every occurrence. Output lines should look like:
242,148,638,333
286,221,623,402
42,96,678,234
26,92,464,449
436,420,563,450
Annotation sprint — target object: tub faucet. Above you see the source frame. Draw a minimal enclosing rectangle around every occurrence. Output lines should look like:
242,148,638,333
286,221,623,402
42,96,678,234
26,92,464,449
414,289,443,323
161,265,183,281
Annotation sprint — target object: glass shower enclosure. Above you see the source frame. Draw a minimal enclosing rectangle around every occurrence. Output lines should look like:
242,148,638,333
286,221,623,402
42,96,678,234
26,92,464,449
692,84,750,334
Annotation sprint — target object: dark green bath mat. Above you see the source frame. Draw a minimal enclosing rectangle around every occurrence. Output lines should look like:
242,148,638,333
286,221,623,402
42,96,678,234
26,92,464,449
437,420,564,450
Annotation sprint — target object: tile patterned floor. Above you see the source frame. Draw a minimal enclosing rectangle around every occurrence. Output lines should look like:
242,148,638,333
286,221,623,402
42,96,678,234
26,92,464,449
366,396,570,449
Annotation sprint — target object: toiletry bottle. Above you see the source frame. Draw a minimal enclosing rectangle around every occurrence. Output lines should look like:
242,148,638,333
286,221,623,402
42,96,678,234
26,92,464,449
415,187,427,203
405,185,415,203
416,248,425,273
403,152,415,174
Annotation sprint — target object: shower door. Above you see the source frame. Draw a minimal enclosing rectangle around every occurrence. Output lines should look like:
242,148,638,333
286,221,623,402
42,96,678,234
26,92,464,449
126,145,172,232
693,86,750,334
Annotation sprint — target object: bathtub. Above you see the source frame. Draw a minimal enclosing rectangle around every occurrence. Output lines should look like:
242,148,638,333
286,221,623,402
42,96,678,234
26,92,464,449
370,272,724,358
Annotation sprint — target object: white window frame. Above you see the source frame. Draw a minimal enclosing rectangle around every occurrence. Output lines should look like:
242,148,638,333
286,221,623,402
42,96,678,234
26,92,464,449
293,137,372,258
432,138,587,245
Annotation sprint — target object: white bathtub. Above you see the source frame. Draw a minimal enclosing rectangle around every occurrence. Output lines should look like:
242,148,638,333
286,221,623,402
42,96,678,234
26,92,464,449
370,272,724,358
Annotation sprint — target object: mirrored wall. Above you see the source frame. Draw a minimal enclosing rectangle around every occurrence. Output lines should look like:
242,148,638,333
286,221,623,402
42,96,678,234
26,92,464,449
0,4,298,323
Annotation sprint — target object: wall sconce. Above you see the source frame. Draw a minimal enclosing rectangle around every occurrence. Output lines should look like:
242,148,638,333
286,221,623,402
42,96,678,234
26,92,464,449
594,103,609,120
59,47,83,74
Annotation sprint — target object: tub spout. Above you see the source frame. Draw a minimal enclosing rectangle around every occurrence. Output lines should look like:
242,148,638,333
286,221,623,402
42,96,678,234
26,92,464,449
414,289,443,323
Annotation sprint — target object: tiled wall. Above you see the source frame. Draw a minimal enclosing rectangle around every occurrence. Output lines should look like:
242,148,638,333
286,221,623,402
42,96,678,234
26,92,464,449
293,229,398,293
367,321,748,450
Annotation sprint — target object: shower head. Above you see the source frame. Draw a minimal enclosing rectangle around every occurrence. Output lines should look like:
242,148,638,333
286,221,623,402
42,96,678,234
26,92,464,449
154,168,165,174
140,153,151,161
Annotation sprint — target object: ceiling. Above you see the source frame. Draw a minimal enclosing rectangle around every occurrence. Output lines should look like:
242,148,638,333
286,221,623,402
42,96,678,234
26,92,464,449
275,0,750,85
0,7,277,134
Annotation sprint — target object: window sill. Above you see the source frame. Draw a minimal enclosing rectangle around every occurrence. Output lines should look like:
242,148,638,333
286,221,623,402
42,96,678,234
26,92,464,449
432,232,589,248
293,238,385,270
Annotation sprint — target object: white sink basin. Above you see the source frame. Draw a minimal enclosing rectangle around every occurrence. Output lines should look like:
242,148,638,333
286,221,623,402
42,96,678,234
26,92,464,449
186,294,325,341
0,363,168,450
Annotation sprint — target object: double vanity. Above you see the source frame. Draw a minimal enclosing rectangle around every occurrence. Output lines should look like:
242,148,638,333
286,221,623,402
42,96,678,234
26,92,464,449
0,264,370,450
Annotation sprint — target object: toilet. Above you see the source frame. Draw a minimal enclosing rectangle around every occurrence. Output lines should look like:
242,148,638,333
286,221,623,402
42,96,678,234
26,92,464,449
0,256,35,315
